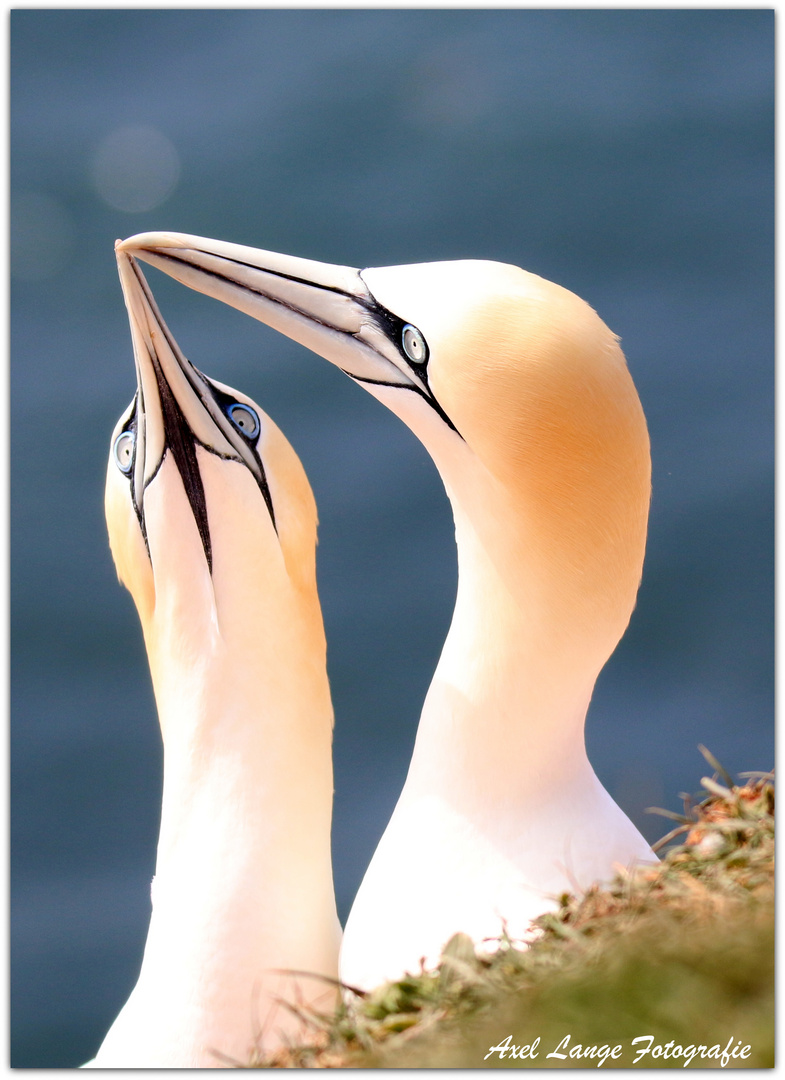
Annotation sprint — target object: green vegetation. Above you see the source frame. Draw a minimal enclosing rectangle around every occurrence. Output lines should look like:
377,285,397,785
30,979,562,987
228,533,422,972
253,751,774,1069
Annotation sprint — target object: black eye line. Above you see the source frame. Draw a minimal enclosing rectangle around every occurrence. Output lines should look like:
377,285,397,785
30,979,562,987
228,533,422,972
119,397,138,438
127,362,278,572
345,298,465,435
197,376,277,531
349,297,467,436
119,396,152,557
356,296,431,386
347,372,461,437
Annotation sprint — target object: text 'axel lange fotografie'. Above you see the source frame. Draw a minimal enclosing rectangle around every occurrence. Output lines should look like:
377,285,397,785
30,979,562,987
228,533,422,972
484,1033,753,1068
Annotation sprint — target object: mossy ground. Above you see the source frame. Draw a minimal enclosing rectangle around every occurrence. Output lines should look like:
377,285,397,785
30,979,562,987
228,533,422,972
251,751,774,1069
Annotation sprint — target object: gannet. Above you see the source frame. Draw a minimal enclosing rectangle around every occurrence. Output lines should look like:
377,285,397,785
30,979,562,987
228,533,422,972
118,231,657,991
89,248,340,1066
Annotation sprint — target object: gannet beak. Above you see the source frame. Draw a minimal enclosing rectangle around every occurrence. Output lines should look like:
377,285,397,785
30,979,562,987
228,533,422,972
117,231,435,401
115,244,275,568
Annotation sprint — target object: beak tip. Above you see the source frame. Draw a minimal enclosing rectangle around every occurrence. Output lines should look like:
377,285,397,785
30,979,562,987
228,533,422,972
115,248,134,280
118,231,187,256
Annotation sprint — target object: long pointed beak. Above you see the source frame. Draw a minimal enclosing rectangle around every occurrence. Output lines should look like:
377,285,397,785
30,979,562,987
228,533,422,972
115,246,274,568
117,231,423,394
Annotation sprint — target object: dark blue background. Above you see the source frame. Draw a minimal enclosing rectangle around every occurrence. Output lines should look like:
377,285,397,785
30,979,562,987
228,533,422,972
11,10,773,1067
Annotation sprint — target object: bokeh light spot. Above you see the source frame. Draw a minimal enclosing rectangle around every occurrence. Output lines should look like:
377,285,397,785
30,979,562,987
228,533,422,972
11,192,75,281
91,124,180,213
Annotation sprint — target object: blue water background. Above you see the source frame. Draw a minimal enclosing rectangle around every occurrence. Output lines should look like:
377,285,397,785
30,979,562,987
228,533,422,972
11,10,773,1067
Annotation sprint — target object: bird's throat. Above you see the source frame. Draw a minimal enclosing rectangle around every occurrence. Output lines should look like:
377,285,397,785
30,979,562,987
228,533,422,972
405,487,606,804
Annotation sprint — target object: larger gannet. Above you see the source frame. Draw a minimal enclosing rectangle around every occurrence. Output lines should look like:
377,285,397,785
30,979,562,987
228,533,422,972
89,249,340,1066
118,232,657,990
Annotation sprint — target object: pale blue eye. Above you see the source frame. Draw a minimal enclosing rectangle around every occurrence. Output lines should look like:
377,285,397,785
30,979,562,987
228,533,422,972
228,402,260,440
402,324,427,364
113,430,135,474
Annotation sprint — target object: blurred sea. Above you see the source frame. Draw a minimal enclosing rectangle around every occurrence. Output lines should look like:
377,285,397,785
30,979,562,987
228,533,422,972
11,9,773,1067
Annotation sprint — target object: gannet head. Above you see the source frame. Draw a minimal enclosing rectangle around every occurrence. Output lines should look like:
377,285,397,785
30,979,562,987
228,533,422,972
106,248,323,689
117,233,650,665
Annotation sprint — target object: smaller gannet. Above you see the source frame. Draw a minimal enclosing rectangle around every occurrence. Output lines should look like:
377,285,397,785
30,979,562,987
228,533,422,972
87,249,340,1067
118,231,658,991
